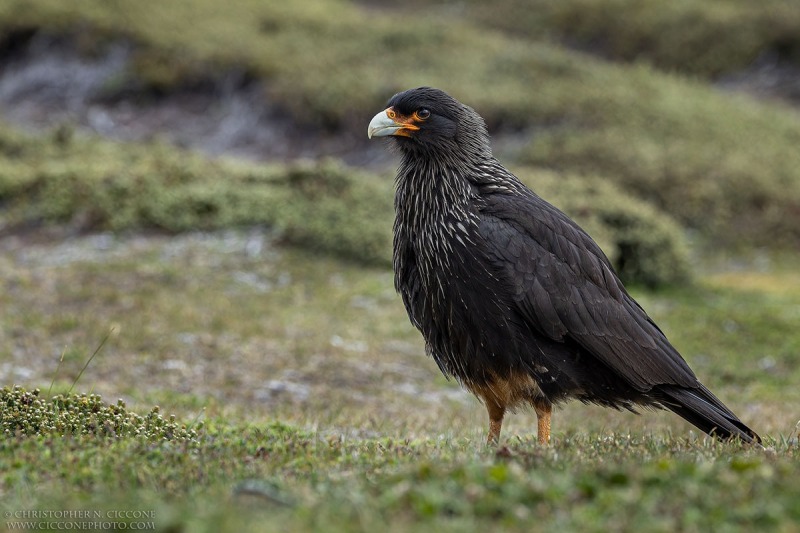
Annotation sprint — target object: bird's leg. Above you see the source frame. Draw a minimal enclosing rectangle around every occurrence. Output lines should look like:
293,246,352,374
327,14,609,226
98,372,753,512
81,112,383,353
486,400,506,446
533,399,552,445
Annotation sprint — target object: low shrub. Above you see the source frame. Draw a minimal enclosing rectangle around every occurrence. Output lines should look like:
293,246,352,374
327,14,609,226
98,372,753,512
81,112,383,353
1,386,199,441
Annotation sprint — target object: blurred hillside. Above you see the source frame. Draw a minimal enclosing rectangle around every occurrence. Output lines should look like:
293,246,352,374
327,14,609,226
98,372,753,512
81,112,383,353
1,0,800,284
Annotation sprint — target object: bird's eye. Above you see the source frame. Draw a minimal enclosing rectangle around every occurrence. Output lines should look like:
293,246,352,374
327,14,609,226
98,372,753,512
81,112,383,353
415,108,431,120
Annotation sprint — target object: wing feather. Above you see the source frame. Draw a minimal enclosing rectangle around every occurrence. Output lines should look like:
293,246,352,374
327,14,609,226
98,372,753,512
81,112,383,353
478,189,697,392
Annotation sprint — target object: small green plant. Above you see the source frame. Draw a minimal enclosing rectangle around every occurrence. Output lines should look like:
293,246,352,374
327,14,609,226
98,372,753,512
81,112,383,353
4,328,199,442
0,386,201,441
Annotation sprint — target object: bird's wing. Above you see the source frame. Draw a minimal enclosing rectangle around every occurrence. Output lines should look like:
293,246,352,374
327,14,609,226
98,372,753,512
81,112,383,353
478,189,698,392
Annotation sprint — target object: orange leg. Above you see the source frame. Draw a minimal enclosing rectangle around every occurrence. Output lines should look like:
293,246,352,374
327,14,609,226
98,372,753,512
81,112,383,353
486,400,506,445
534,399,552,445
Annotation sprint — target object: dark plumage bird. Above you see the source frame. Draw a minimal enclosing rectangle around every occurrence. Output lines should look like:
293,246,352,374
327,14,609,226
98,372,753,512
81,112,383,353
368,87,760,445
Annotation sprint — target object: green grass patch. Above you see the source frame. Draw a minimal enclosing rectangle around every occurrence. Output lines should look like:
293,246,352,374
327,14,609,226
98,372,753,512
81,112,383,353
1,230,795,434
1,390,797,532
520,68,800,250
1,228,798,531
1,386,199,441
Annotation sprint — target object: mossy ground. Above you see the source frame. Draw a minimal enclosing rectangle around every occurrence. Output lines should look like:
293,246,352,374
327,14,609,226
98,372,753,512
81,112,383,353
3,416,798,532
1,230,798,532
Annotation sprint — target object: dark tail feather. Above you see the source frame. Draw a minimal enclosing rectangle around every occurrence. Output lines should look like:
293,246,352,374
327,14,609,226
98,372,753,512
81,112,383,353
658,385,761,444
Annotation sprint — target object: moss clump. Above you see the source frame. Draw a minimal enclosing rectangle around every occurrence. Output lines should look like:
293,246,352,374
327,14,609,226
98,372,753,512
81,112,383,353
264,161,394,265
0,386,200,441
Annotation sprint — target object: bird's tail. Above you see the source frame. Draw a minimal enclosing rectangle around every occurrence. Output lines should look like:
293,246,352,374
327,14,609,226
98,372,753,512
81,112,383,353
658,385,761,444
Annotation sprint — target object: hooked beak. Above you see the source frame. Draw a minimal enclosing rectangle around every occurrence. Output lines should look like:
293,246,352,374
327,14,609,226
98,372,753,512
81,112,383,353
367,107,420,139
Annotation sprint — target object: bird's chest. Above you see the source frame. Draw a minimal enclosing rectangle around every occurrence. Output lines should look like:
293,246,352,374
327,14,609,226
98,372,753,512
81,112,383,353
394,172,478,270
393,189,481,295
398,215,472,272
393,199,496,334
393,170,497,327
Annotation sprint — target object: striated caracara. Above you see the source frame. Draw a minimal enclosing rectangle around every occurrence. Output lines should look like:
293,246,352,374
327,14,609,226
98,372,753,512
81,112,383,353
368,86,760,445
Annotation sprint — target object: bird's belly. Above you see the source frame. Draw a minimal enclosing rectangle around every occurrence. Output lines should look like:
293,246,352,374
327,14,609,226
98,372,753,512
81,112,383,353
464,370,546,412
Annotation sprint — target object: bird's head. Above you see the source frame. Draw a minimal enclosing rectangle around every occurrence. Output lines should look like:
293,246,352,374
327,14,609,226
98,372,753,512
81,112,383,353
367,87,491,162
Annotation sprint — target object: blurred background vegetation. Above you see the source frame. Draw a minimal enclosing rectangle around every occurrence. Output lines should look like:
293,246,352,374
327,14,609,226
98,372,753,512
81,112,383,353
1,0,799,286
2,2,800,530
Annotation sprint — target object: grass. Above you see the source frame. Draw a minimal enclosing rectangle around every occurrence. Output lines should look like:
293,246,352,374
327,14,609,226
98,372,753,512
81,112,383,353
1,229,798,531
0,123,394,265
1,386,199,440
3,419,798,532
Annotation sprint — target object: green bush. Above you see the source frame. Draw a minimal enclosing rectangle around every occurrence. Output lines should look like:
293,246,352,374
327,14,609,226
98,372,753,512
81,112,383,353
266,162,394,265
521,76,800,249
